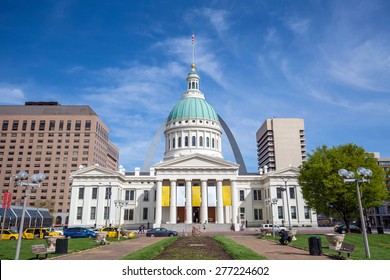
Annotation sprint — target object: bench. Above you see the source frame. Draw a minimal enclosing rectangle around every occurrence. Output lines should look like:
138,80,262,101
31,244,49,259
336,242,356,258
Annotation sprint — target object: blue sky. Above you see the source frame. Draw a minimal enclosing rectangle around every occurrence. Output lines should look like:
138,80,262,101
1,0,389,173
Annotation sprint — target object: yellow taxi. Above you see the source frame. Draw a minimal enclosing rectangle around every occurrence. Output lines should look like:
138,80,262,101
100,226,134,238
23,227,61,239
0,229,19,240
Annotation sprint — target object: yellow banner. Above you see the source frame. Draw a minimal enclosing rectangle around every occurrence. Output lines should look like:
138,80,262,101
223,185,231,206
162,186,170,206
192,186,201,206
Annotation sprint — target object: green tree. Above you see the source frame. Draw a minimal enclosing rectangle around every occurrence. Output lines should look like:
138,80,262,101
298,143,388,232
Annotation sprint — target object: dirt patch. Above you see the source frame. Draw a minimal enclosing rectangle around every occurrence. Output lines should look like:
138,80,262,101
154,236,234,260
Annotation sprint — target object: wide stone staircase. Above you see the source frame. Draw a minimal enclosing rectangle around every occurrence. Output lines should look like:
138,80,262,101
162,223,232,233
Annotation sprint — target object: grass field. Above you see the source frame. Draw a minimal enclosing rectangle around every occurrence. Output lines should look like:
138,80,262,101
1,233,389,260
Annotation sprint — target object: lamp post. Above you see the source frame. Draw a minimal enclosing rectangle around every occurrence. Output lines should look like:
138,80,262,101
338,167,372,259
265,198,278,237
14,171,46,260
281,178,292,230
114,199,128,240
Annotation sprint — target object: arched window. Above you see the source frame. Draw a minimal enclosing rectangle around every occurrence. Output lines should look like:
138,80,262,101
212,138,215,148
192,81,195,89
196,82,198,89
168,139,170,149
206,137,210,147
172,138,176,148
185,136,189,147
188,82,191,89
199,136,203,146
192,136,196,146
178,137,182,148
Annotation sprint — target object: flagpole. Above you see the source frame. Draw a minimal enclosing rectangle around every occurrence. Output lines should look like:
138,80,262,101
192,33,195,65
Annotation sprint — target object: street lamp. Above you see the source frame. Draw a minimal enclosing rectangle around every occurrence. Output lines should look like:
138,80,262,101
338,167,372,259
114,199,128,240
281,178,292,230
14,171,46,260
265,198,278,237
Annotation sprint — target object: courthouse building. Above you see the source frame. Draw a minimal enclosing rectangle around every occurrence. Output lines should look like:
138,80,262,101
68,63,317,230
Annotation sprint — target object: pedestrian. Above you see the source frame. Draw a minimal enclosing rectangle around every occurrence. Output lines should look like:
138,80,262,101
141,224,145,233
138,225,142,234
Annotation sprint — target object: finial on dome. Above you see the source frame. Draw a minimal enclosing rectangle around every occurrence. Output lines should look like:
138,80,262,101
191,63,195,69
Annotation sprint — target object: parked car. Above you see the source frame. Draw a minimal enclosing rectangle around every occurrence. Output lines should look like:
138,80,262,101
145,227,178,237
0,229,19,240
47,227,63,235
64,227,96,238
259,224,286,233
334,224,361,234
23,227,61,239
100,226,133,238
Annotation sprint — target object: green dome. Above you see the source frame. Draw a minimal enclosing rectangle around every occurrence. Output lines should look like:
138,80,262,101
167,97,219,122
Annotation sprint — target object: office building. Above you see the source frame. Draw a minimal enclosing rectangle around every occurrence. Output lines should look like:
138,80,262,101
0,102,119,225
256,118,306,172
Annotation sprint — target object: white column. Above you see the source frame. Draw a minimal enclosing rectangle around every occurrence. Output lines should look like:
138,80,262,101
231,180,238,224
200,179,208,224
154,180,162,227
169,180,177,224
216,180,224,223
185,180,192,224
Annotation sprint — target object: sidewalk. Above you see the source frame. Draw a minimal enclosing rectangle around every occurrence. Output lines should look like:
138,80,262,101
51,232,333,260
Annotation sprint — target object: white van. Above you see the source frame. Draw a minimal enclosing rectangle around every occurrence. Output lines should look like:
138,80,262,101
259,224,286,233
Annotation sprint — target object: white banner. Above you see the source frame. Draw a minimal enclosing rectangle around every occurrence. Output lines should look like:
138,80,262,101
207,186,216,206
176,186,185,207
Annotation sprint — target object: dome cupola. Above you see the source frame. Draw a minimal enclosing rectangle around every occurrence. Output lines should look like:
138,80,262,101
163,64,223,160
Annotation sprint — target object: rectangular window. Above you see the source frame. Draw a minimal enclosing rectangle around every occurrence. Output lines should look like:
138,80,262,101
304,207,310,219
278,206,283,219
289,187,295,199
75,120,81,131
125,190,135,201
76,207,83,220
142,208,148,220
143,190,149,202
277,188,283,199
124,209,134,221
239,190,245,201
59,120,64,131
78,188,84,199
22,120,27,131
39,120,45,131
92,188,97,199
253,189,262,201
67,120,71,131
254,208,263,220
90,207,96,220
2,120,9,131
104,207,110,220
12,120,19,131
291,206,297,219
49,120,55,131
85,120,91,131
239,207,245,219
105,187,111,199
31,120,35,131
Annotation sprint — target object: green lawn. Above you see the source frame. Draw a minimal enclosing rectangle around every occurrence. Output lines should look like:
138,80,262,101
264,233,390,260
0,237,125,260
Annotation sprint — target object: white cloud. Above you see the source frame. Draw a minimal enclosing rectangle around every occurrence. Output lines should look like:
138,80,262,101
283,17,311,36
0,86,25,104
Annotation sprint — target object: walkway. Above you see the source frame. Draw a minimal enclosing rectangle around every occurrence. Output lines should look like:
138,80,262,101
51,232,332,260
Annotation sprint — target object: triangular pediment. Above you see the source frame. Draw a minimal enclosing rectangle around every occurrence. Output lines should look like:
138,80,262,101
154,154,239,170
70,165,120,178
265,166,300,178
